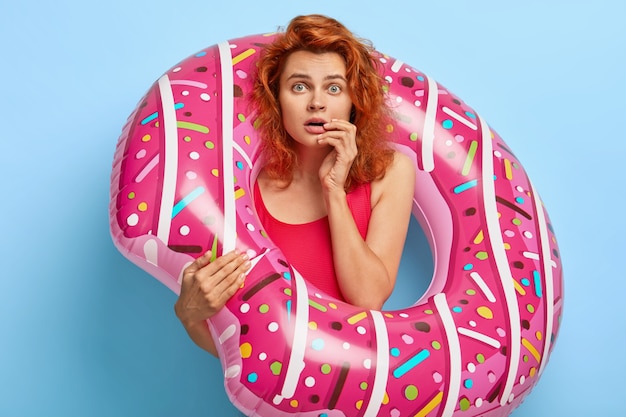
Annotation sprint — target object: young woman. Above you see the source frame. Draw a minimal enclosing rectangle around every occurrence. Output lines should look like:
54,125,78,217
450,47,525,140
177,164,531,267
174,14,415,357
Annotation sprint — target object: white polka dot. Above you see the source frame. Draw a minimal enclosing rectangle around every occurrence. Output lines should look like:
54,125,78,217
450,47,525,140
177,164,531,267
268,322,279,332
182,90,189,96
519,375,526,385
523,231,533,239
258,352,267,360
186,170,197,180
363,359,371,369
445,139,453,146
304,376,315,387
395,96,403,104
399,313,409,318
342,342,350,350
432,372,443,383
189,151,200,160
496,327,506,337
469,320,477,327
246,249,257,258
200,93,211,101
467,362,476,373
475,398,483,408
414,100,421,107
172,66,182,72
179,225,190,236
127,213,139,226
356,326,366,335
515,185,525,192
246,223,255,232
240,303,250,313
494,150,502,158
508,393,515,403
379,57,388,64
135,149,146,159
236,69,248,79
385,75,392,83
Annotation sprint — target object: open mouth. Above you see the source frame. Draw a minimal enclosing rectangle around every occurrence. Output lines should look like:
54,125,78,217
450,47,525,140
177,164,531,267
307,122,325,127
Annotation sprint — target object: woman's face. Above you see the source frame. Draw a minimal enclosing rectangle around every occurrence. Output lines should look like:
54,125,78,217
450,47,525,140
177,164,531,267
278,50,353,149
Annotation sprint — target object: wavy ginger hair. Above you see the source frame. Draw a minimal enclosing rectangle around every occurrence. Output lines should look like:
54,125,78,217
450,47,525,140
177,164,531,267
252,14,395,190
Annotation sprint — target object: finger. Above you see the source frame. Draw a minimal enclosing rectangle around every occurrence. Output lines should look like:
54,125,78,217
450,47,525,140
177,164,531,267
210,257,251,295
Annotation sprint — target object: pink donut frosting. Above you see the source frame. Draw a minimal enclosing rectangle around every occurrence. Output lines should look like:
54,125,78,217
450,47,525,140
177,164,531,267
109,33,564,417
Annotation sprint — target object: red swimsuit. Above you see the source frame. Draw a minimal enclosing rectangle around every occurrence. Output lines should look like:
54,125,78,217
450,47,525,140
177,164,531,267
254,182,371,300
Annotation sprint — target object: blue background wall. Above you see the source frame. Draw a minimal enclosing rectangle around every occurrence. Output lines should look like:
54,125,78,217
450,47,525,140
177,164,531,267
1,1,623,415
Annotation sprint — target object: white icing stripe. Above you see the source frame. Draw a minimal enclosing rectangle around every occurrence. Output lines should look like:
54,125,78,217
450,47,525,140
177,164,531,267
233,141,253,168
532,181,554,377
457,327,501,348
156,75,178,244
273,268,309,404
217,41,237,254
478,115,521,406
523,250,557,268
362,310,389,417
469,271,497,303
390,59,403,73
442,106,478,130
434,294,461,417
421,74,438,172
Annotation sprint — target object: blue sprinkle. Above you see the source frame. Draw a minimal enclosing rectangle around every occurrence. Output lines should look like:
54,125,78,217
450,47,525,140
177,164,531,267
195,51,207,57
463,263,474,271
515,196,525,204
442,119,454,129
452,306,462,313
283,272,291,280
417,75,424,81
247,372,258,383
464,379,474,389
236,161,244,170
390,347,400,357
533,270,543,298
521,277,530,286
465,111,476,119
311,338,325,351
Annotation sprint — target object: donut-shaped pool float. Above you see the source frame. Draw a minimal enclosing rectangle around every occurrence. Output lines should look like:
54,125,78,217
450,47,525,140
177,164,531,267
109,33,564,417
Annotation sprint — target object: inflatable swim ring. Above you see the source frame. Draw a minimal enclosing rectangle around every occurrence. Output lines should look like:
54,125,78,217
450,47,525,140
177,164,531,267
109,33,564,417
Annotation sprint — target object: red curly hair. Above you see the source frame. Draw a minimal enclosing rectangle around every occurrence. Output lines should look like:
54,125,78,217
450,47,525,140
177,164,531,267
252,14,395,190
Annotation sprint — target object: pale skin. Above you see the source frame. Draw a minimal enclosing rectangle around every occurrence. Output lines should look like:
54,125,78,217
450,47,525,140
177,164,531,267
175,50,415,357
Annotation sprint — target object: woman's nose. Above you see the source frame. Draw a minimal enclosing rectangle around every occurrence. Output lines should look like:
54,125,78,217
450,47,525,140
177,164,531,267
308,93,325,111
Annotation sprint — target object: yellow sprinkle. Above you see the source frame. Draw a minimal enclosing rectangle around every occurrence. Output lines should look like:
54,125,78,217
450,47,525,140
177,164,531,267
504,158,513,180
536,331,543,341
513,279,526,296
244,135,251,145
289,399,298,408
308,321,317,330
476,306,493,319
382,392,389,405
521,337,541,363
328,302,337,309
529,367,537,377
137,202,148,212
347,311,368,325
141,134,151,142
211,168,219,177
473,230,484,244
414,391,443,417
234,188,245,200
356,400,363,410
239,342,252,359
232,48,256,66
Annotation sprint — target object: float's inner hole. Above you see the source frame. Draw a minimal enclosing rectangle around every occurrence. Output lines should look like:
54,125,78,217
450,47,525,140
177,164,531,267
383,215,434,310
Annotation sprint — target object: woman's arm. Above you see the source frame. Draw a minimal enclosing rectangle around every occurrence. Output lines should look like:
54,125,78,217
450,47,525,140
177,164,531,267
174,250,251,356
326,151,415,310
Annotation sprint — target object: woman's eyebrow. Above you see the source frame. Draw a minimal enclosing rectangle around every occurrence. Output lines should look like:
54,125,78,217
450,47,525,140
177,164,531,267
285,73,347,82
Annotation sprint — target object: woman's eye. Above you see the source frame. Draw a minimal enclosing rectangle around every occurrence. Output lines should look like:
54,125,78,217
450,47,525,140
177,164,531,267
293,83,306,92
328,85,341,94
